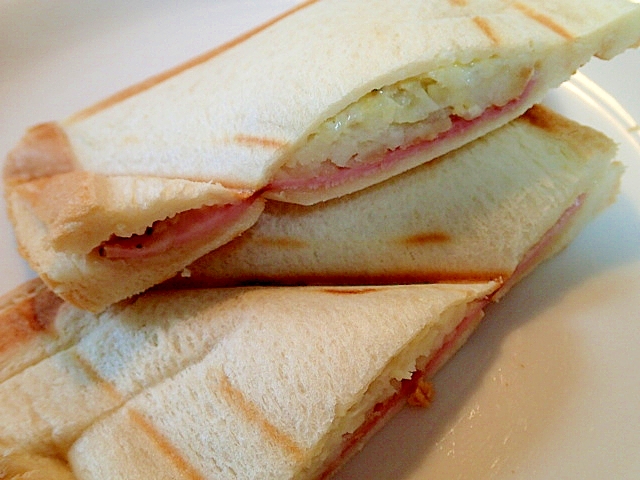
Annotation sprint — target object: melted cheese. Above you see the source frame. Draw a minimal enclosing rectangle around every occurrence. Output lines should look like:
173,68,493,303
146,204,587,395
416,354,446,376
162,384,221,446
287,58,533,170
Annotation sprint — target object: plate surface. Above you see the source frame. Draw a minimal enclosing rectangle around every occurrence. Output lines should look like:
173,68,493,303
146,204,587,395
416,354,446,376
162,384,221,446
1,2,639,479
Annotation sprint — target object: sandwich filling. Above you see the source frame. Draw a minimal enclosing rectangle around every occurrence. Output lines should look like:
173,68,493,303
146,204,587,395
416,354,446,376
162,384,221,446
92,58,535,261
95,198,258,260
270,59,535,194
315,192,589,479
315,299,489,480
496,194,585,298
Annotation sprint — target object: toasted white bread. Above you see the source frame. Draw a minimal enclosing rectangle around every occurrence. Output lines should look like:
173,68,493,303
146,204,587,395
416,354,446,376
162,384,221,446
0,281,499,479
4,0,639,312
3,165,265,312
0,442,75,480
0,278,78,385
0,111,623,475
167,105,622,291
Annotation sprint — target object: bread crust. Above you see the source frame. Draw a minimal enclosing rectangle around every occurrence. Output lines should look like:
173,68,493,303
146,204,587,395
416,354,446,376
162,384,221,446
67,0,322,124
0,279,62,357
0,279,68,385
520,104,616,158
3,123,76,186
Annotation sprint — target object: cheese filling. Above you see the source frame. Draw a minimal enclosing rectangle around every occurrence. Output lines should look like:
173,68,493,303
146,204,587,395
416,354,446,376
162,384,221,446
305,299,490,480
273,59,534,190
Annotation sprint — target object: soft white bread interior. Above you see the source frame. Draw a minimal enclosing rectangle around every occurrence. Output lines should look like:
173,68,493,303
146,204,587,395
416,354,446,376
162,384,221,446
171,105,622,289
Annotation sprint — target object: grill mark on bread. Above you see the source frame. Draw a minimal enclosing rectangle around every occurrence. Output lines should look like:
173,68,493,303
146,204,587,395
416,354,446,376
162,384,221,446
68,0,321,122
448,0,468,5
520,105,613,156
513,2,574,40
233,134,289,150
4,123,77,183
72,352,124,404
472,17,500,45
220,374,305,462
0,280,63,355
127,409,206,480
398,232,451,246
13,172,100,250
522,104,563,132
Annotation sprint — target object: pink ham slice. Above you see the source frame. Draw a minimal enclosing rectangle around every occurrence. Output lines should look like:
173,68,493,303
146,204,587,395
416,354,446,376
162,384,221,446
319,300,489,480
496,194,585,299
97,199,257,260
97,81,538,260
269,79,536,194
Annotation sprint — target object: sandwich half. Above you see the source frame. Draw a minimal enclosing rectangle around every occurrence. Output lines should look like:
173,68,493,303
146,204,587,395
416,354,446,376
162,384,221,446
0,101,623,476
168,105,623,295
4,0,640,312
0,281,499,479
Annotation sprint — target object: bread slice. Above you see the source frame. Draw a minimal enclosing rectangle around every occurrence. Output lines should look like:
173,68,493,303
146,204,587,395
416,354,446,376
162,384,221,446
0,281,498,478
167,105,622,291
0,441,75,480
4,171,265,312
0,282,499,472
7,0,637,200
0,278,91,385
0,285,259,458
4,0,639,312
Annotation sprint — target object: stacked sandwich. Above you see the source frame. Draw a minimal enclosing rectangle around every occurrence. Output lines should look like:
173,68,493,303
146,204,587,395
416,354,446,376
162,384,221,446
2,1,639,478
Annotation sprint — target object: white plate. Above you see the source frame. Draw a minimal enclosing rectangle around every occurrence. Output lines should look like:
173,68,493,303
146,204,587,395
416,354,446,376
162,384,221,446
1,2,639,479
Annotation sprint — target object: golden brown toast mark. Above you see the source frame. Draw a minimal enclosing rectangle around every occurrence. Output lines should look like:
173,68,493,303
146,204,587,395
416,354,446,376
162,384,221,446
521,104,564,132
472,17,500,45
0,280,63,355
233,134,289,150
13,172,99,237
398,232,451,246
68,0,322,122
521,104,614,157
4,123,77,184
513,2,574,40
220,373,305,462
448,0,468,6
72,351,125,404
128,409,206,480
